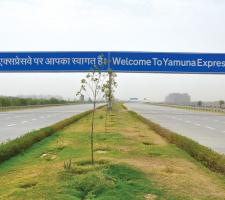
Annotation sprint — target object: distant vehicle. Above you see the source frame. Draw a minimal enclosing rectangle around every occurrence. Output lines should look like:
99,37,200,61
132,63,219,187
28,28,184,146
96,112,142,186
129,98,139,102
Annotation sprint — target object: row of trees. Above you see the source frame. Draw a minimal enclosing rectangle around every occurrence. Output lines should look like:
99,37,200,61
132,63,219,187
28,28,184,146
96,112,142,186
0,96,67,107
197,100,225,108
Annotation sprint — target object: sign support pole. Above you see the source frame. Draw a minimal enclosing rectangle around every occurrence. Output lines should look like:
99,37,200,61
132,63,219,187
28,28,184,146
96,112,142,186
108,71,113,111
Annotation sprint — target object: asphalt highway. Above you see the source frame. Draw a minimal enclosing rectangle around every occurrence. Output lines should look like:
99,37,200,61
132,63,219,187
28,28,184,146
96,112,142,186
0,104,95,143
125,103,225,154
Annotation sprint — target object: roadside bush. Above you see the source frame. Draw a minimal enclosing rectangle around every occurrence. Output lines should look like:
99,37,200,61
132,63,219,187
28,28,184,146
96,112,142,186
0,96,67,107
129,111,225,175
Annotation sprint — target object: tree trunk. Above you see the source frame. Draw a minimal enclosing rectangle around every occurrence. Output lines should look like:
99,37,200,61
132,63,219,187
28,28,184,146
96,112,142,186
91,101,96,165
108,72,112,111
105,108,108,133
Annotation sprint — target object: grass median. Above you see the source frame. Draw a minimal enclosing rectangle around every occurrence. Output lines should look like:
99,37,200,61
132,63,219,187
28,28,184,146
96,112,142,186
0,104,224,199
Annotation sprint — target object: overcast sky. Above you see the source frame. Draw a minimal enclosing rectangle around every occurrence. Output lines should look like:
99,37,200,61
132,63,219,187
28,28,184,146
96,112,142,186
0,0,225,101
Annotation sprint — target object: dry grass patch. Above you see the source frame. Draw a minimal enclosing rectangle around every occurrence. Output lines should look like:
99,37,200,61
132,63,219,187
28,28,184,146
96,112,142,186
121,157,225,199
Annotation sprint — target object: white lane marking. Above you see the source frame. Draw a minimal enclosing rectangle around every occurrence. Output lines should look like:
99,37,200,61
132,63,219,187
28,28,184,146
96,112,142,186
40,116,45,119
14,116,22,118
32,118,37,121
185,120,191,123
195,123,201,126
21,121,28,124
206,126,215,130
222,131,225,133
213,119,218,122
7,124,16,127
5,117,11,119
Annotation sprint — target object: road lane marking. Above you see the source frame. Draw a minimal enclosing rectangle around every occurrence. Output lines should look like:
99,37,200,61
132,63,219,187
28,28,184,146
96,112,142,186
7,124,16,127
14,116,22,118
21,121,28,124
195,123,201,126
206,126,215,130
185,120,191,123
32,118,37,121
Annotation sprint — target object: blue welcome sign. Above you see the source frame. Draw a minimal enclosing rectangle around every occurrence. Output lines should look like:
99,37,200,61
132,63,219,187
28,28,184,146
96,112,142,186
0,51,225,73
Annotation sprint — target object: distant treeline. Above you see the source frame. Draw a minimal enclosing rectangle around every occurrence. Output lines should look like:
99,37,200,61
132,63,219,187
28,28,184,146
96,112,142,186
0,96,68,107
